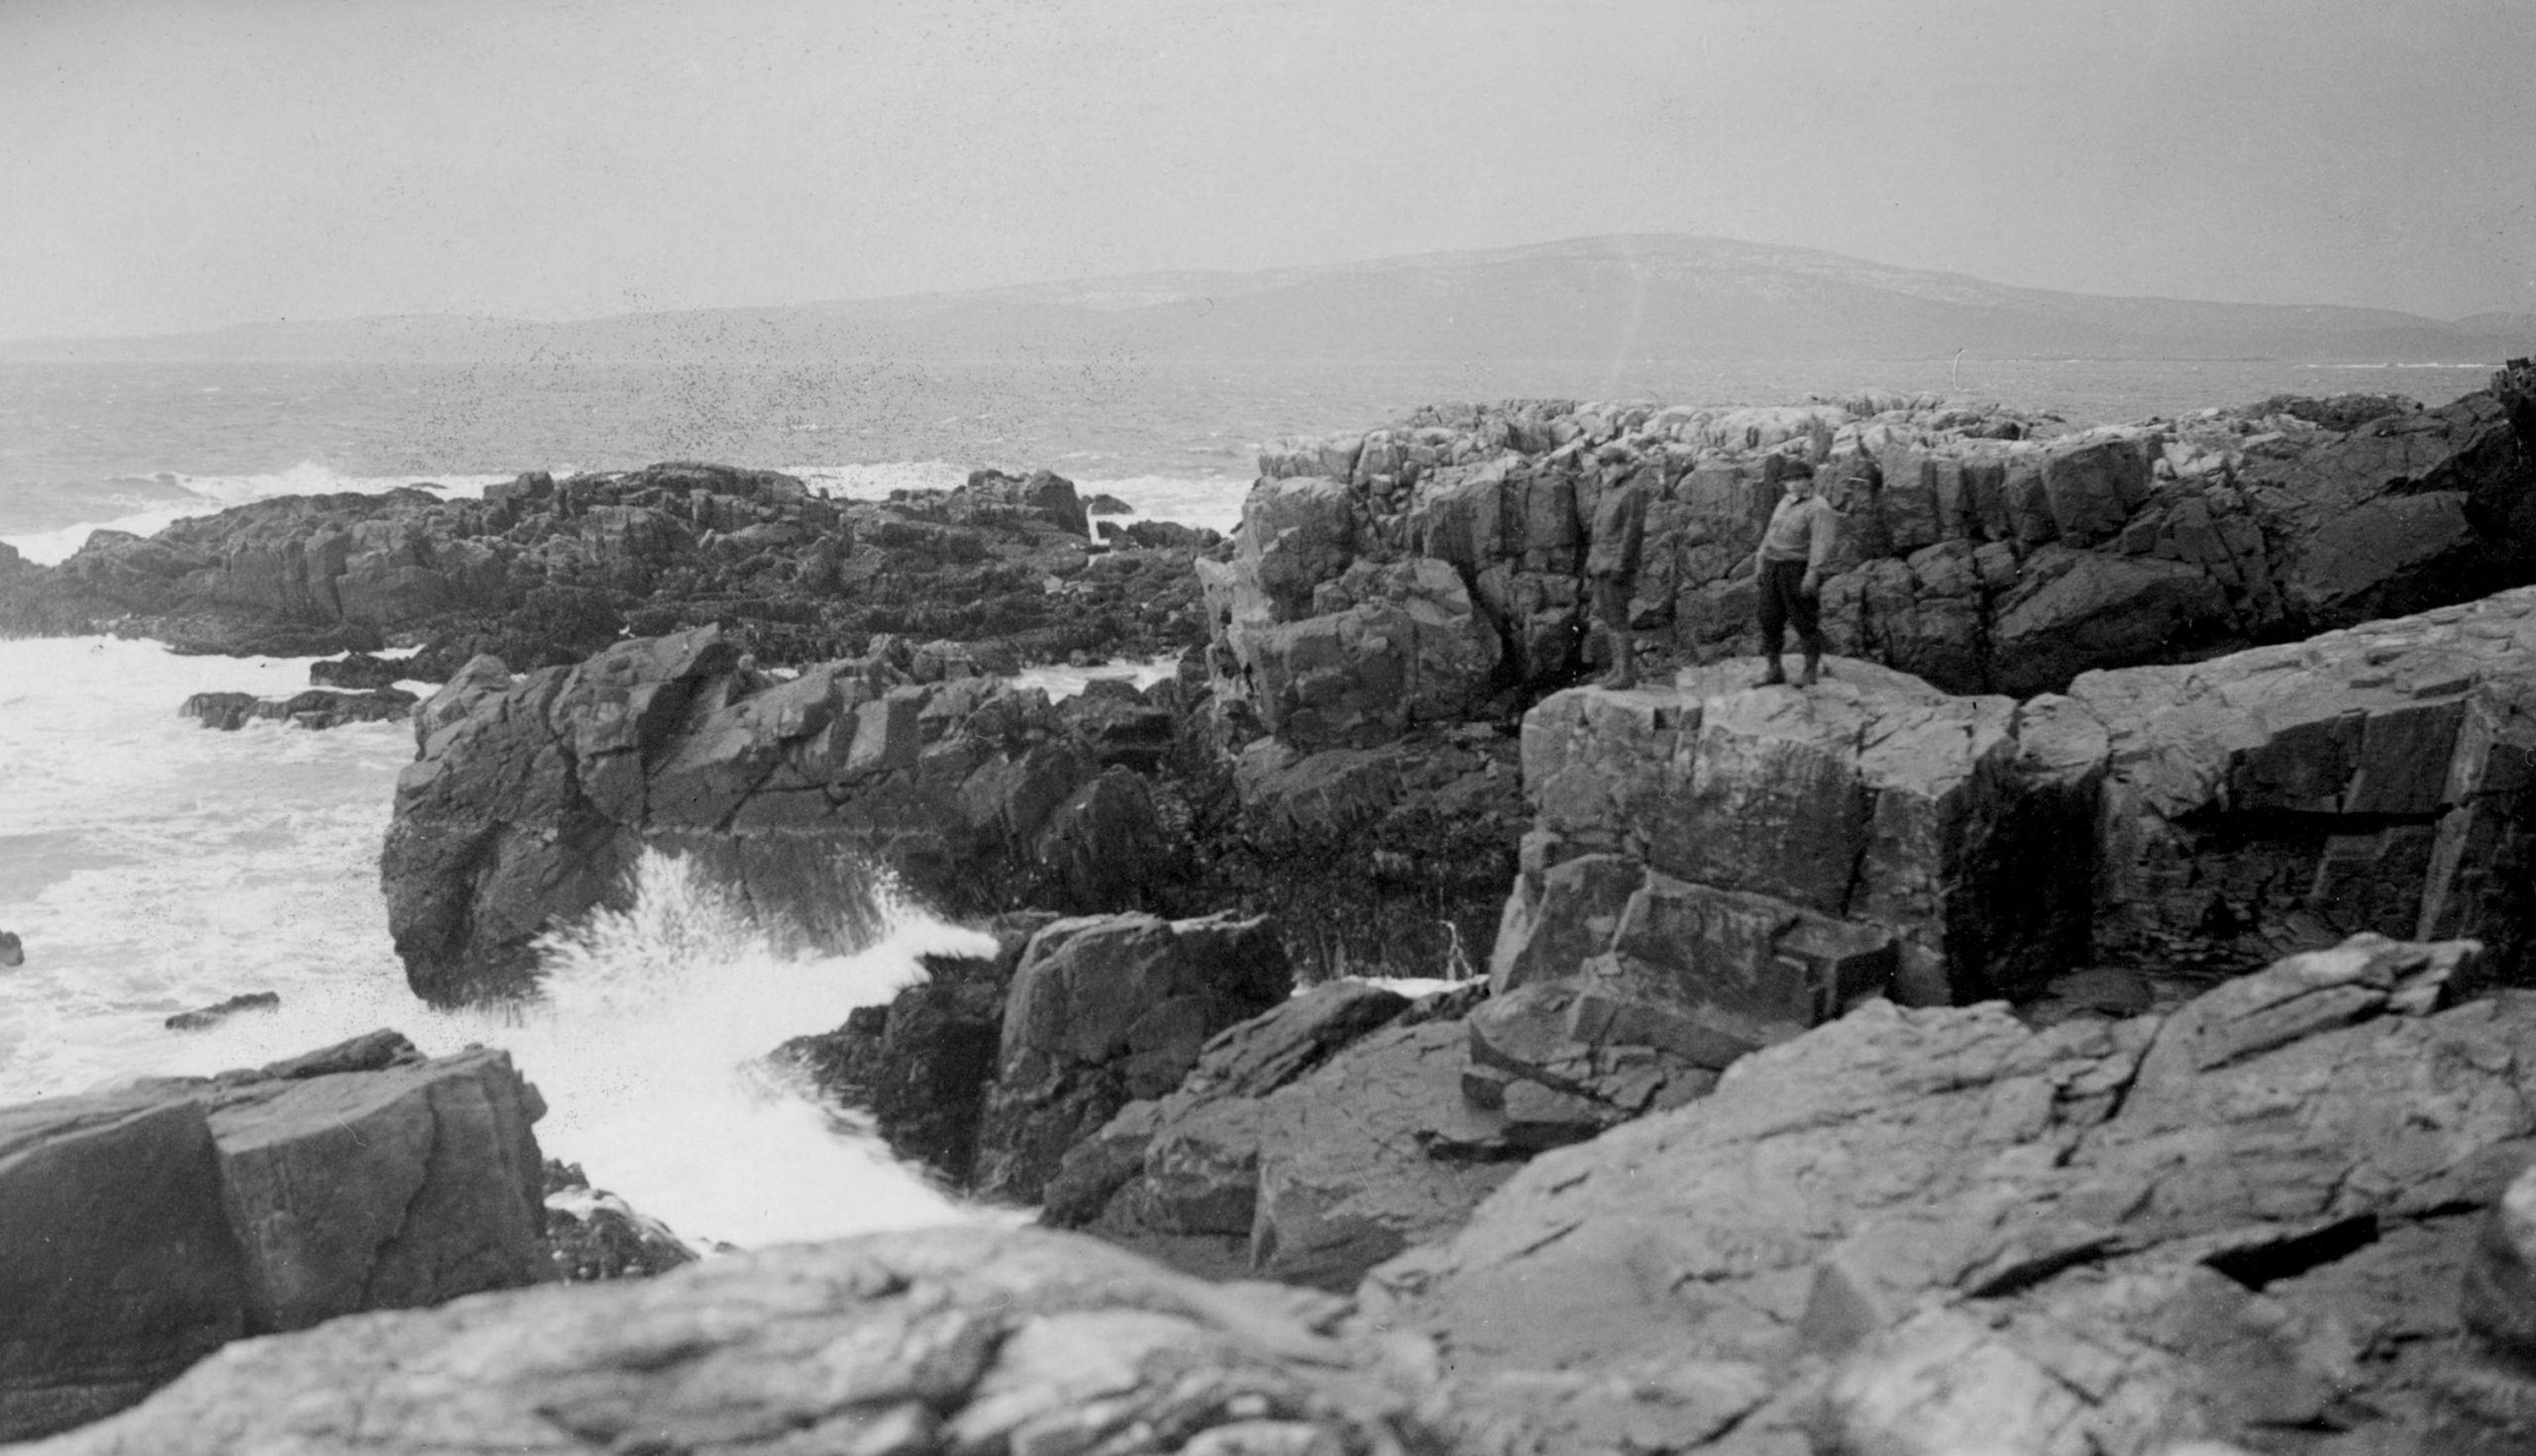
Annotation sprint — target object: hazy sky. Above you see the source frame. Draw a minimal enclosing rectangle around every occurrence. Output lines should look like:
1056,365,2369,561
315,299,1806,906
3,0,2529,340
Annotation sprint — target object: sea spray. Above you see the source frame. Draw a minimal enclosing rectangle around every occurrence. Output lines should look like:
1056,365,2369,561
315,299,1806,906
458,848,1011,1249
0,636,1024,1248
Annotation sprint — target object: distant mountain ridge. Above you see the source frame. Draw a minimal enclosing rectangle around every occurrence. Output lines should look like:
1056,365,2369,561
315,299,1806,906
8,235,2527,364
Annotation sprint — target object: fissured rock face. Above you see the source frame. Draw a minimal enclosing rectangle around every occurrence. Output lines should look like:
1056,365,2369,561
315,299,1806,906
379,626,1178,1002
1359,934,2528,1455
0,1032,548,1443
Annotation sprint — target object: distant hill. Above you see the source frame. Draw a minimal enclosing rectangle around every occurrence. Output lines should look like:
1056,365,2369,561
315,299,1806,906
8,235,2529,364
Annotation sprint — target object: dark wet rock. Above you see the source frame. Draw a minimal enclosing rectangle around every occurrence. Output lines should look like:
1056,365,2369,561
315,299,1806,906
0,461,1210,675
19,1226,1441,1456
1358,933,2536,1456
0,1031,549,1443
1085,491,1133,515
179,686,416,731
307,651,409,689
777,915,1051,1186
161,992,278,1032
1192,726,1530,984
0,930,19,968
538,1161,697,1284
378,628,1184,1002
1099,518,1221,551
970,911,1293,1205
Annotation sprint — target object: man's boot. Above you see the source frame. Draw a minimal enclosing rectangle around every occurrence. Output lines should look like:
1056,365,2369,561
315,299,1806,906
1798,653,1822,687
1756,656,1787,688
1602,632,1638,690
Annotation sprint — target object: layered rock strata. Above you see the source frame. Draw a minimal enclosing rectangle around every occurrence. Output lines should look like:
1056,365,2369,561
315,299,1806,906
0,463,1211,672
0,1031,549,1442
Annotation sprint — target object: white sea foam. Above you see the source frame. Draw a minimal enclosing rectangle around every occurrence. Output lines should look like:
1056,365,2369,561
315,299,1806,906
0,636,1004,1251
2,463,518,565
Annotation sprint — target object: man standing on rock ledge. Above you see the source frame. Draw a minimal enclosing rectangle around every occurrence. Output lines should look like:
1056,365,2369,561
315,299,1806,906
1753,461,1839,686
1587,465,1650,688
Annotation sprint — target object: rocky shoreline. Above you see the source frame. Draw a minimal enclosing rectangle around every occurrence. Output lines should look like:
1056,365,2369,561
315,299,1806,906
9,370,2536,1452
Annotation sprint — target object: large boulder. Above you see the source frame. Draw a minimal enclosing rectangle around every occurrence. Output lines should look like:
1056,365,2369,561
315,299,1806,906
0,1032,548,1442
969,911,1294,1205
17,1227,1442,1456
1358,934,2536,1455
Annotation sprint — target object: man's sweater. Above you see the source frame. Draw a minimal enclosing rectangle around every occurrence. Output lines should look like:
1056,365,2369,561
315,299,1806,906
1757,492,1840,572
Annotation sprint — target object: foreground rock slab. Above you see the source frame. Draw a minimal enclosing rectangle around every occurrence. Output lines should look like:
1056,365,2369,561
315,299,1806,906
0,1031,549,1442
22,1226,1442,1456
1356,934,2530,1455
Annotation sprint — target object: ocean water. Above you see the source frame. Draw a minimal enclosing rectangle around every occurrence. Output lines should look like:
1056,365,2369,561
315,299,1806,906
0,634,1183,1248
0,352,2504,1249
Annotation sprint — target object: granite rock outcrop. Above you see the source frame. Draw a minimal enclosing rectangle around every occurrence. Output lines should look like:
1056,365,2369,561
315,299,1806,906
0,1031,549,1443
1214,388,2534,740
379,627,1184,1001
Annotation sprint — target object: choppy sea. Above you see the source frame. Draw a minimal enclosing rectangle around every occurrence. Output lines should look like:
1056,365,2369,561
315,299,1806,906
0,353,2500,1248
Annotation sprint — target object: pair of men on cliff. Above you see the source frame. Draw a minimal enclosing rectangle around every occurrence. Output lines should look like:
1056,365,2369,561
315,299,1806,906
1587,459,1839,690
